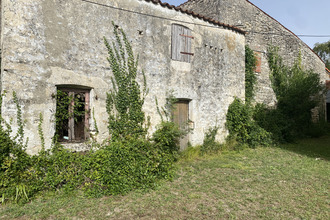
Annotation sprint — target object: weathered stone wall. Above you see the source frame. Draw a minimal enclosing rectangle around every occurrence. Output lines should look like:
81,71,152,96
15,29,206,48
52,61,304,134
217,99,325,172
181,0,327,106
0,0,245,154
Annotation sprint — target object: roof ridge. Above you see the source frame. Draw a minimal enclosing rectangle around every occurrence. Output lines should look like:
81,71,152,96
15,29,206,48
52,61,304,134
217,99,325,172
144,0,246,34
179,0,325,66
178,0,194,7
243,0,325,65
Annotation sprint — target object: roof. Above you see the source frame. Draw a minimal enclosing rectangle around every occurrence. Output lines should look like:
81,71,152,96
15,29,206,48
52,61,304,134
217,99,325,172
144,0,246,35
179,0,325,65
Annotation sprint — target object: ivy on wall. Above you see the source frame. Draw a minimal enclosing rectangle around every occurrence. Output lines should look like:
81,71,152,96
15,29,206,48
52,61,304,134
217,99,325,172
104,22,149,140
245,45,257,103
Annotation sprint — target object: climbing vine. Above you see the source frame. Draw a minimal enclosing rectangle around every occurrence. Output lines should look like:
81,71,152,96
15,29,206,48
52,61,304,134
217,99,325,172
38,113,45,150
259,46,325,141
13,91,27,148
245,45,257,103
104,22,149,140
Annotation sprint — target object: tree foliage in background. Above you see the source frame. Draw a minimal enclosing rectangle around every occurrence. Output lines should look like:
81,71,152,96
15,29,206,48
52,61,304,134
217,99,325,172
313,40,330,69
104,22,149,141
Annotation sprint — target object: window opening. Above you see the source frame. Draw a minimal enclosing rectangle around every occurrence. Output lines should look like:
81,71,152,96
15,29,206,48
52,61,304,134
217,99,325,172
171,24,194,62
55,87,90,142
254,51,262,73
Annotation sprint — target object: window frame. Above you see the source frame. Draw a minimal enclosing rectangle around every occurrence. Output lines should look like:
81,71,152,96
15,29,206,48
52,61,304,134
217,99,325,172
254,51,262,73
55,87,90,143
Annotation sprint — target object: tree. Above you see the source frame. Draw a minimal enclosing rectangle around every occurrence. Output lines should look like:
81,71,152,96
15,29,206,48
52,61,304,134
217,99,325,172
264,46,324,141
313,40,330,69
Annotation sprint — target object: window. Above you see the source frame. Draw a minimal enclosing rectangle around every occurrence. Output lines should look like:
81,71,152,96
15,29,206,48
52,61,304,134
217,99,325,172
171,24,194,63
254,51,262,73
55,87,90,142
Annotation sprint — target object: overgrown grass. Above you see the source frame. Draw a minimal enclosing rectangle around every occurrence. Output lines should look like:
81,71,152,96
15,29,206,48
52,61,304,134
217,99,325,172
1,135,329,219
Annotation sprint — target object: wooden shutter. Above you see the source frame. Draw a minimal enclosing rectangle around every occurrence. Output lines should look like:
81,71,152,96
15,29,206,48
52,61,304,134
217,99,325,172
172,24,193,63
172,24,181,61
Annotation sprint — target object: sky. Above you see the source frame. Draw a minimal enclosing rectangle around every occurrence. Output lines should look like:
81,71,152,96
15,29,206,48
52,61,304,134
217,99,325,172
163,0,330,49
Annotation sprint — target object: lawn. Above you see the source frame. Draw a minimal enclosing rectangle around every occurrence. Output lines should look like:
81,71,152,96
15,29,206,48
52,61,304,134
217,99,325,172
0,135,329,219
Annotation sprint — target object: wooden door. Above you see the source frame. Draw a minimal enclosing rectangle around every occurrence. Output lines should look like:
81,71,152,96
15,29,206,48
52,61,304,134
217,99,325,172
173,100,189,150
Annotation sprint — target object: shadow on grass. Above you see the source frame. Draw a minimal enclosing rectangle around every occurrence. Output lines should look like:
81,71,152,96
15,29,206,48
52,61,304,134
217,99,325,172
277,133,330,161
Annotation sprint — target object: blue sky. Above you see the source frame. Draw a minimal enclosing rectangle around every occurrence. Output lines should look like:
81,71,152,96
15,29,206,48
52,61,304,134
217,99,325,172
163,0,330,48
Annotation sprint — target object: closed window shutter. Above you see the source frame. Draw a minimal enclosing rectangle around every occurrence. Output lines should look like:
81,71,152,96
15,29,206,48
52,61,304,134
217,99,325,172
172,24,193,63
172,24,181,61
182,28,191,63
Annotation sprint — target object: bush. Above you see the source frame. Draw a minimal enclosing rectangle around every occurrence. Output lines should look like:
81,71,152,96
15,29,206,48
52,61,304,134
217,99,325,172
0,129,15,169
260,47,325,142
254,103,293,143
1,132,180,202
152,121,181,154
226,98,272,148
200,126,223,155
83,136,177,196
306,121,329,138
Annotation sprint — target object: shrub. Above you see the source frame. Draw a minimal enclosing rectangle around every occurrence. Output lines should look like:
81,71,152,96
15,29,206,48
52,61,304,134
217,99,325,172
0,129,15,169
306,121,329,138
152,121,181,154
253,103,293,143
263,47,325,141
83,136,178,196
200,126,223,155
226,98,272,148
0,92,32,203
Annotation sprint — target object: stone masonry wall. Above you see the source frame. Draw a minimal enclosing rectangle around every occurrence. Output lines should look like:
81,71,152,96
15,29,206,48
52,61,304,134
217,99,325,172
0,0,245,154
181,0,327,106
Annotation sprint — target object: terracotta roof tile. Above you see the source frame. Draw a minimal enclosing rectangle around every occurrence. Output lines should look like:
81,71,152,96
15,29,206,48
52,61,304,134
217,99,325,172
144,0,246,35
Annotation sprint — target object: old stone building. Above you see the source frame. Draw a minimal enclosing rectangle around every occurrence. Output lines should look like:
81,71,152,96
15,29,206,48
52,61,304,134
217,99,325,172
180,0,328,106
0,0,246,153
